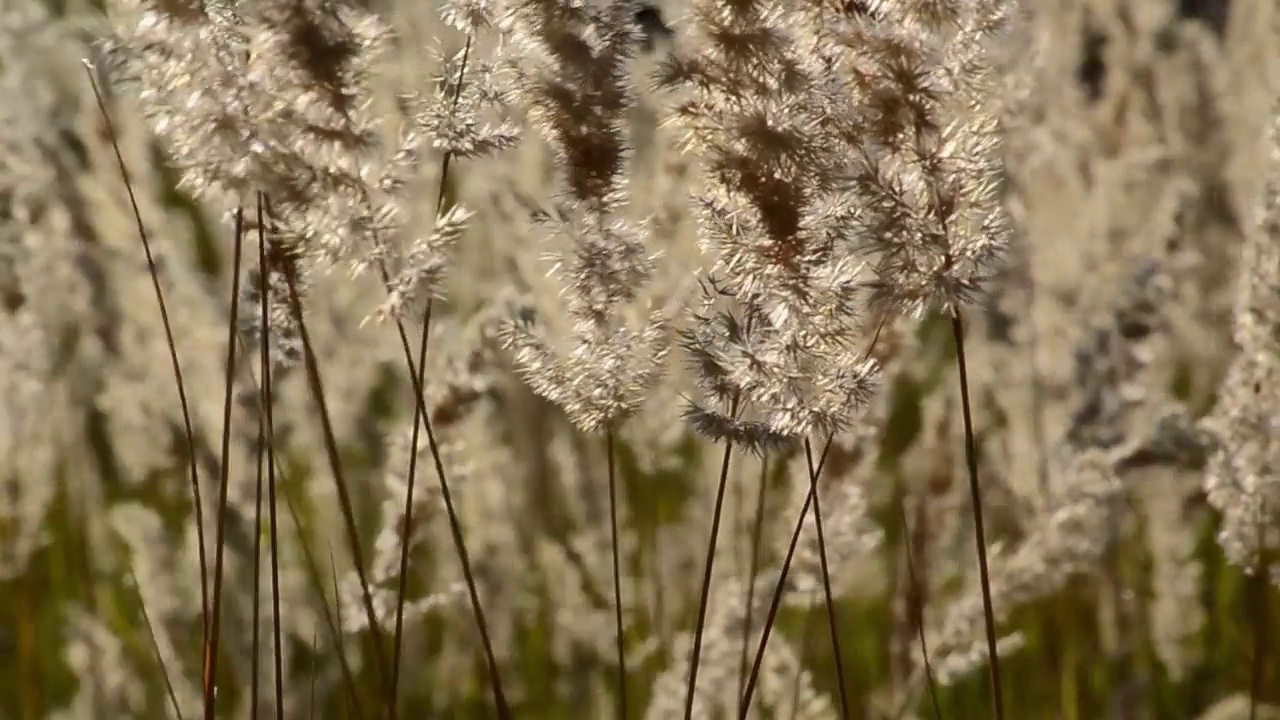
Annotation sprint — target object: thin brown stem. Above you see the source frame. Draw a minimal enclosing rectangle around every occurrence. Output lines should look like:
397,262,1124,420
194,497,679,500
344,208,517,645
684,404,739,720
739,438,834,718
256,195,286,720
804,438,852,719
284,494,365,720
898,501,942,720
329,548,362,717
195,272,349,718
389,303,433,705
202,207,245,720
950,308,1004,720
273,210,393,710
82,61,209,648
250,405,266,720
384,35,510,718
130,566,187,720
606,428,630,720
387,301,511,718
736,454,771,718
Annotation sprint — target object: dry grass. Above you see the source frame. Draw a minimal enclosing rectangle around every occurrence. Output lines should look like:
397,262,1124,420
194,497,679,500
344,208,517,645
0,0,1278,718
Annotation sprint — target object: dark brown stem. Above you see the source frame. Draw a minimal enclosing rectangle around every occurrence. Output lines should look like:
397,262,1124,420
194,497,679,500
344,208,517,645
683,404,739,719
804,438,852,719
202,207,245,719
607,428,630,720
739,438,834,718
387,301,511,718
283,495,365,720
255,195,286,720
736,454,771,718
950,308,1005,720
384,35,509,718
82,61,209,651
250,392,266,720
276,232,393,709
389,301,433,705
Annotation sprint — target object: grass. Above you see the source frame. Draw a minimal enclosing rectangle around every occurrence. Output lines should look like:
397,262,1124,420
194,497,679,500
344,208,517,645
2,2,1277,719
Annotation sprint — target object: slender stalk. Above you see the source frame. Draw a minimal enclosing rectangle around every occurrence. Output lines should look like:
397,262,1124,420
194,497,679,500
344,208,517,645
388,35,460,697
84,57,230,720
256,195,286,720
382,297,510,716
271,201,393,709
683,426,738,719
898,501,943,720
738,439,833,718
950,307,1005,720
202,207,245,720
382,35,510,718
387,302,511,718
606,428,631,720
250,407,266,720
736,454,771,718
389,301,433,704
81,61,209,647
329,548,361,717
130,566,187,720
804,439,852,719
284,495,366,720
